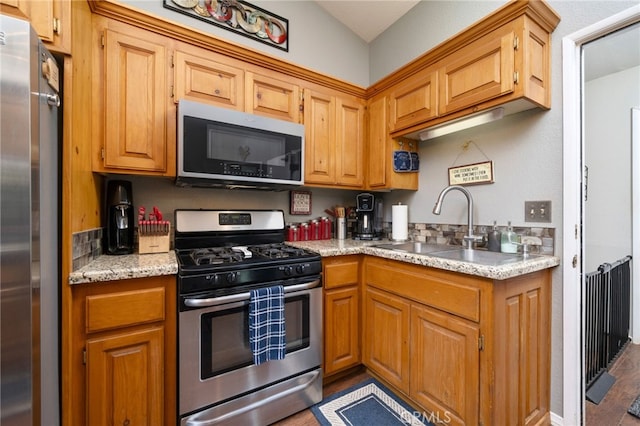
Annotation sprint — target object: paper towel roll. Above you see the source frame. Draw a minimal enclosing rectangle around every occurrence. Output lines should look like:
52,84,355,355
392,204,408,241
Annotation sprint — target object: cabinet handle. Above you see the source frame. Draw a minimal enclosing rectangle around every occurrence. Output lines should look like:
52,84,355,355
52,18,60,35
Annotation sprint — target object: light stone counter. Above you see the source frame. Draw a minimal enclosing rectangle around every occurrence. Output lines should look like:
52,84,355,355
68,251,178,285
288,239,560,281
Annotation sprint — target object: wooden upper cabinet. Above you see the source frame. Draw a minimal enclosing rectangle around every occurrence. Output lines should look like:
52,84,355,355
2,0,71,53
173,48,244,110
245,71,300,122
95,26,174,175
335,97,364,187
303,88,365,188
439,29,515,116
304,89,335,184
389,69,438,133
366,95,418,190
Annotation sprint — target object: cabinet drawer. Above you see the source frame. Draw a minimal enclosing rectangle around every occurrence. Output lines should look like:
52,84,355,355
324,258,359,289
86,287,165,333
364,258,483,322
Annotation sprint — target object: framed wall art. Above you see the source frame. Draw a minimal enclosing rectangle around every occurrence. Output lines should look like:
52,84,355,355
290,190,311,215
163,0,289,51
448,161,494,186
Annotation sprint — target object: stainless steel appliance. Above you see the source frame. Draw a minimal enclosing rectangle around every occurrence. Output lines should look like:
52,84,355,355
105,179,134,254
175,210,322,425
177,99,305,189
0,14,60,426
354,193,382,240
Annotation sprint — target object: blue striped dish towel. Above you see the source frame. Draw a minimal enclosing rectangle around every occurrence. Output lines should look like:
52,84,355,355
249,285,286,365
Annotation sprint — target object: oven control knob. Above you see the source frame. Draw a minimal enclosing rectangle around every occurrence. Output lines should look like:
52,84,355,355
295,264,306,274
283,266,293,276
206,274,219,284
226,272,237,283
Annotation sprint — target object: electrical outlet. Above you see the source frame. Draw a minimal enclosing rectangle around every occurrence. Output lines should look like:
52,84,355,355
524,200,551,223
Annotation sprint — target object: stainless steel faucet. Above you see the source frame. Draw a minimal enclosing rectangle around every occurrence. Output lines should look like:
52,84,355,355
432,185,483,250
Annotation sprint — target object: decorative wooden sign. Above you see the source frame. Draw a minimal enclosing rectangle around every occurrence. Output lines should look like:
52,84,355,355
164,0,289,51
448,161,494,185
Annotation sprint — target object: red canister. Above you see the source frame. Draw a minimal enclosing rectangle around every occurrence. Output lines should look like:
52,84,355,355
321,217,331,239
310,219,319,240
300,223,309,241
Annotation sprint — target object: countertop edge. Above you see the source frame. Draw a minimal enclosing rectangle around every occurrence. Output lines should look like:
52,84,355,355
288,240,561,280
68,251,178,285
68,240,560,285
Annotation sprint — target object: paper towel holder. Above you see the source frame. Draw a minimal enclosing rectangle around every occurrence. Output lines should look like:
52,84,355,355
391,202,409,242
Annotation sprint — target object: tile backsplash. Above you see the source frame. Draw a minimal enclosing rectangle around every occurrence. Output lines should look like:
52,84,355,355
72,228,103,271
384,222,555,255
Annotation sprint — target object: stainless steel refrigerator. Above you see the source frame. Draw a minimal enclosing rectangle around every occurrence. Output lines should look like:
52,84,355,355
1,14,60,426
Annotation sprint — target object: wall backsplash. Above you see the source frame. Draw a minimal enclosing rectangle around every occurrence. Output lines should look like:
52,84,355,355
381,222,555,255
72,228,103,271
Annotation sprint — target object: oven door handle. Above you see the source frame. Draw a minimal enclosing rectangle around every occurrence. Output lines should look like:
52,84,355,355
183,279,321,308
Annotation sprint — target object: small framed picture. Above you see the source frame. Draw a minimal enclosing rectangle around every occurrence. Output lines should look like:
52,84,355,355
290,190,312,215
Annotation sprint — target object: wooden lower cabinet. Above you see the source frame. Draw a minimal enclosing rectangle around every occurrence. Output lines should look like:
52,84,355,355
410,304,479,426
86,327,164,426
323,256,361,376
363,287,410,392
69,275,176,426
362,256,551,426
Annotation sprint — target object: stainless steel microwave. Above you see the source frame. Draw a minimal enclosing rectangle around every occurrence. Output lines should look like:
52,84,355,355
177,99,305,189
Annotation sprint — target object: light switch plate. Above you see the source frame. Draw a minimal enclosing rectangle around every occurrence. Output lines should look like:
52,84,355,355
524,200,551,223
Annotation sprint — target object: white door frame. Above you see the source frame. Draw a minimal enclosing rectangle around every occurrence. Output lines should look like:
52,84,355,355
562,5,640,425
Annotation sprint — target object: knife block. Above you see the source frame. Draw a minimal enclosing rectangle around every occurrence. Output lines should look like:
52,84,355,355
138,224,171,254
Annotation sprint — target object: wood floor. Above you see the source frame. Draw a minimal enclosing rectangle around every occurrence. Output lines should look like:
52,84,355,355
586,343,640,425
273,345,640,426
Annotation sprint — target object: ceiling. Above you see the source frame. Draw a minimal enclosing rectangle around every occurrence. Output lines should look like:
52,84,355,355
314,0,420,43
583,23,640,81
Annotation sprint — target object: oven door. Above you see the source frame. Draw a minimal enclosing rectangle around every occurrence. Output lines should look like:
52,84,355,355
179,279,322,418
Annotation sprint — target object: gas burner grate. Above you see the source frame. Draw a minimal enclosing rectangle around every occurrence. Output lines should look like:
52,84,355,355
249,244,308,259
190,247,244,265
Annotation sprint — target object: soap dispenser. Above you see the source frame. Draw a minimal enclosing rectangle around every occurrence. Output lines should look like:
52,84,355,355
487,221,501,252
500,221,518,253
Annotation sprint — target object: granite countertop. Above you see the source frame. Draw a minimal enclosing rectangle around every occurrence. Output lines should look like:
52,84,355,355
68,251,178,285
68,239,560,285
288,239,560,281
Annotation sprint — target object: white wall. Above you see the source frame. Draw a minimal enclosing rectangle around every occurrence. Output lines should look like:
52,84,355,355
584,66,639,272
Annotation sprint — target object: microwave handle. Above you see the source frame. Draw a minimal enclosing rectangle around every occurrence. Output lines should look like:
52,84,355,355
183,279,320,308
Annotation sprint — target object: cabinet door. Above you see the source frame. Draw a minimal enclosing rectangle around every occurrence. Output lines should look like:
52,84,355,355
389,70,438,133
324,286,360,375
102,28,169,173
439,31,515,115
303,89,336,185
245,71,300,122
174,49,244,110
335,97,364,187
363,286,410,392
86,327,164,426
366,96,418,191
410,304,479,426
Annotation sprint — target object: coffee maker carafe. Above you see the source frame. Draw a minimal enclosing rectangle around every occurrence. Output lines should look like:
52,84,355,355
354,193,381,240
106,180,134,255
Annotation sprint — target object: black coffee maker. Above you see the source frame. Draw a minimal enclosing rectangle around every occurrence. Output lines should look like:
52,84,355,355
106,180,134,255
354,193,382,240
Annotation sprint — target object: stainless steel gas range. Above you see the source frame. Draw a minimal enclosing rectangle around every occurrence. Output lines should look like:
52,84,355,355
175,210,323,425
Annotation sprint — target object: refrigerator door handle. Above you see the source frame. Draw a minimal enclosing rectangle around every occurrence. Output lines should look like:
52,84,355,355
46,93,60,107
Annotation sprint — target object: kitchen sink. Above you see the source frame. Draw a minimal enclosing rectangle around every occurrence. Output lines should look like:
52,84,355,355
428,248,532,266
373,242,536,266
372,241,456,255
